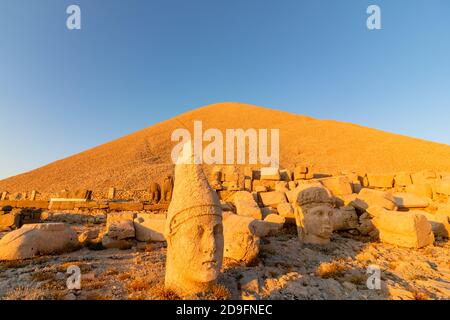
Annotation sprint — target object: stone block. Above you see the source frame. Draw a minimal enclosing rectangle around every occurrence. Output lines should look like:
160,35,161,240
393,193,430,209
405,184,433,199
108,201,144,211
394,172,412,187
232,191,262,220
366,174,394,188
352,188,397,211
259,191,287,208
134,213,166,242
319,176,353,196
435,181,450,196
372,210,434,248
260,167,281,181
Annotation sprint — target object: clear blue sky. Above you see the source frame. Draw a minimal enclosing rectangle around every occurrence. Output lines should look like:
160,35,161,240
0,0,449,179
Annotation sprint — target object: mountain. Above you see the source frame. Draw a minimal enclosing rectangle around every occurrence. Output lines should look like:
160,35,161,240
1,102,450,194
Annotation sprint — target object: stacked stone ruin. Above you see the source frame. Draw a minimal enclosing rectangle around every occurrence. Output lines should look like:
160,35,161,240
1,166,449,263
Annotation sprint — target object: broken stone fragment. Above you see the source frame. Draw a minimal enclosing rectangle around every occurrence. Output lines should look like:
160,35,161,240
0,209,22,232
405,183,433,199
411,170,437,185
394,172,412,187
372,209,434,248
232,191,262,220
366,174,394,188
105,213,136,240
351,188,397,211
134,213,166,242
0,223,79,260
331,206,359,231
435,180,450,196
263,214,285,236
101,234,133,250
259,191,287,208
393,193,430,209
260,167,281,181
277,202,295,219
319,176,353,196
414,211,450,238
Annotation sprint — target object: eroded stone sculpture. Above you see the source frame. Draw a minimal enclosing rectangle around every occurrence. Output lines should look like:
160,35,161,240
161,176,174,203
294,186,334,245
149,182,161,204
164,143,224,297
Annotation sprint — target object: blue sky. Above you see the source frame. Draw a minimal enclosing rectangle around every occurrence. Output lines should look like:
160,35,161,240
0,0,449,179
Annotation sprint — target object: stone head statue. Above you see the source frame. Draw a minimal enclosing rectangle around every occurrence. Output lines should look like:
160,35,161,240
294,186,334,245
161,175,173,203
164,142,224,297
296,204,333,245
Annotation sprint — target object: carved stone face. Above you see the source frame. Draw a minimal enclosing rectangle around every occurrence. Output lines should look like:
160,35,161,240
168,214,224,285
295,204,333,245
304,205,333,241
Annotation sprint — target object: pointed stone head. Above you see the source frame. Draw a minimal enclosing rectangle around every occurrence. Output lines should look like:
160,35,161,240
164,142,224,297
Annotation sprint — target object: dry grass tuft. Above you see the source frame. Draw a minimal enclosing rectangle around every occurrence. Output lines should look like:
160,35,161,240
58,261,92,273
118,273,131,281
3,286,64,300
31,271,56,282
146,281,180,300
316,260,349,279
127,277,151,292
412,290,431,300
210,284,231,300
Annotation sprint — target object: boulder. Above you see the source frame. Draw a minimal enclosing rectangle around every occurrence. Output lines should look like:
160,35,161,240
319,176,353,196
259,191,287,208
394,172,412,187
0,223,79,260
223,213,260,264
331,206,359,231
393,193,430,209
366,174,394,188
134,213,166,242
232,191,262,220
372,210,434,248
351,188,397,211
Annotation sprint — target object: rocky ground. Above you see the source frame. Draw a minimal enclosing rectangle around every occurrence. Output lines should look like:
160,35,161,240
1,224,449,300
